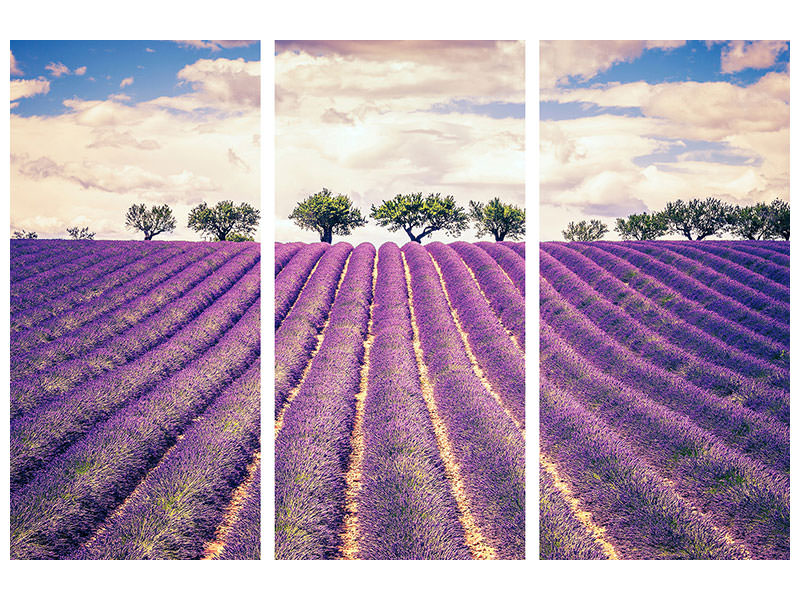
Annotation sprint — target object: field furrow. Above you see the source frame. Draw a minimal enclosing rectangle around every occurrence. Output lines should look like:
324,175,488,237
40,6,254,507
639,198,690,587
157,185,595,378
403,242,524,559
474,240,526,296
274,242,329,329
275,242,305,276
540,240,789,560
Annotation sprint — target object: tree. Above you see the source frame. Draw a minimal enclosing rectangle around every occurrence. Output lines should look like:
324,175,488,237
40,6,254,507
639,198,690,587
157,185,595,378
371,192,469,243
663,197,731,240
12,230,38,239
614,212,668,240
226,232,255,242
188,201,260,242
469,197,525,241
768,198,789,240
288,189,366,243
125,204,176,240
562,219,608,241
727,203,774,240
66,226,95,240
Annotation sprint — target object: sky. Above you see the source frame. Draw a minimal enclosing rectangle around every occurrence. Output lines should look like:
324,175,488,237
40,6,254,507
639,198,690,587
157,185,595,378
10,40,260,240
540,40,790,240
275,40,525,244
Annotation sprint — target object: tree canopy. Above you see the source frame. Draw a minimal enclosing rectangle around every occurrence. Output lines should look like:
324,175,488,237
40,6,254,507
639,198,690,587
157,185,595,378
469,198,525,241
370,192,469,243
125,204,176,240
614,212,668,240
663,197,730,240
768,198,790,240
67,226,95,240
562,219,608,242
288,189,366,243
188,201,260,242
12,230,38,239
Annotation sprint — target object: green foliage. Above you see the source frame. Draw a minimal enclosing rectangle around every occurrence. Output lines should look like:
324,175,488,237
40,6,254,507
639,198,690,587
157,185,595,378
614,212,668,240
12,230,38,239
469,197,525,241
125,203,176,240
66,226,95,240
188,200,260,242
226,232,255,242
370,192,469,243
562,219,608,242
768,198,789,240
288,188,366,243
663,197,731,240
727,203,774,240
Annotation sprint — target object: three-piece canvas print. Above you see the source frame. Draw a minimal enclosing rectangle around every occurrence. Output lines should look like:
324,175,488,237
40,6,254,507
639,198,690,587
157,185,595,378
8,40,789,561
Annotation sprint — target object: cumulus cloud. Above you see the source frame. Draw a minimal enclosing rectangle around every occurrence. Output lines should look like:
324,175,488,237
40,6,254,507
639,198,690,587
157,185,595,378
11,57,260,240
146,47,155,53
178,40,257,51
721,40,788,73
10,77,50,102
74,66,87,76
120,76,134,88
45,62,70,77
11,50,23,76
540,41,686,89
276,41,524,243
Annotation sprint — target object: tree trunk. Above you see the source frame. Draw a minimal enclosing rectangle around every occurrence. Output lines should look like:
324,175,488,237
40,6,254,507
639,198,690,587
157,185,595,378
320,229,332,243
495,232,506,241
144,233,154,240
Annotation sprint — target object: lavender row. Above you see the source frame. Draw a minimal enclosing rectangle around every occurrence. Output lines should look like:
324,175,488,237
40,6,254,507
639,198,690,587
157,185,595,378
592,242,789,346
404,242,524,559
445,241,526,349
540,277,790,473
358,242,470,559
10,240,105,283
730,240,789,256
12,249,261,419
216,464,261,560
426,242,525,425
11,245,253,379
540,325,789,559
499,240,525,258
693,242,789,286
11,242,167,314
274,242,354,416
275,242,305,276
718,240,790,266
274,242,329,329
559,242,789,364
11,242,133,296
9,239,53,263
10,303,260,559
75,360,260,560
11,243,233,355
10,262,261,491
275,245,374,559
540,377,747,559
620,242,789,322
539,463,607,560
540,249,789,421
11,244,188,332
474,241,526,296
655,242,789,301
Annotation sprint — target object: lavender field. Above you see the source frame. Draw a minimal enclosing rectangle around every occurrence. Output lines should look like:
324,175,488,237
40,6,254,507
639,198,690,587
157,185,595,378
275,240,525,560
10,239,261,560
540,240,789,560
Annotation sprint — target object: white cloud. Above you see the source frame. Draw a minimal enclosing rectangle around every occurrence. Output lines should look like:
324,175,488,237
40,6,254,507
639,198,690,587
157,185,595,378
120,76,134,88
146,47,155,53
540,41,686,89
11,50,23,76
177,40,257,51
45,62,70,77
721,40,788,73
11,58,260,241
276,42,524,243
74,66,87,76
10,77,50,102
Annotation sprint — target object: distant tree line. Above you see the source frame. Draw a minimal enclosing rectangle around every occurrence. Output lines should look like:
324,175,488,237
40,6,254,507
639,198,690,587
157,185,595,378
562,197,789,242
12,200,260,242
288,188,525,243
